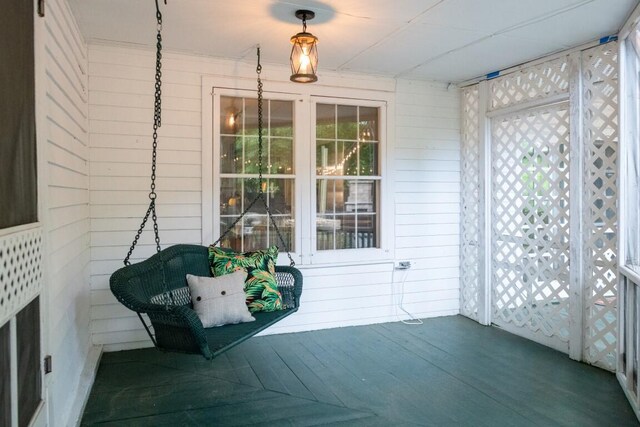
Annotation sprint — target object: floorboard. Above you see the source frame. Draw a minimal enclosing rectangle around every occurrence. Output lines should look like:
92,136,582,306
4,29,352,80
82,315,638,426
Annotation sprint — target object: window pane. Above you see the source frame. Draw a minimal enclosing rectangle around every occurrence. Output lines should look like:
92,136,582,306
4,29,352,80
316,215,335,250
316,141,335,175
220,178,242,216
266,178,294,215
359,142,378,176
270,138,293,174
269,217,294,252
243,178,267,215
334,179,348,213
219,222,243,252
337,105,357,140
220,96,241,135
316,103,335,139
357,214,377,248
345,180,377,213
337,141,358,176
244,214,268,252
244,98,259,136
359,106,378,141
244,137,259,174
271,100,293,137
221,136,242,173
316,179,335,214
336,215,357,249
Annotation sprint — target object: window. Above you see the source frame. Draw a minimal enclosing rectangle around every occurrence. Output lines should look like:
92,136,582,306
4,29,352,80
315,103,380,250
206,82,392,265
217,95,295,252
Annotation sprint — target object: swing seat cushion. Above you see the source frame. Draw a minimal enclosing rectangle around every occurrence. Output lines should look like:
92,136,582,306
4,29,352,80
209,245,283,313
186,270,255,328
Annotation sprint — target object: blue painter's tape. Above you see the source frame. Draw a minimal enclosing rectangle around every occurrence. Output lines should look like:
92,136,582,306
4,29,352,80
599,35,618,44
486,71,500,79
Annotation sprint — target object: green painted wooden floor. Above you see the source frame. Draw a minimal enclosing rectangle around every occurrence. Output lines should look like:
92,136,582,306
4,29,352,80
82,315,638,426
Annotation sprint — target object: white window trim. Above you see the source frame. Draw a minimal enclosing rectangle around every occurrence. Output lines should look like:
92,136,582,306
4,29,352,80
202,76,396,266
310,96,391,265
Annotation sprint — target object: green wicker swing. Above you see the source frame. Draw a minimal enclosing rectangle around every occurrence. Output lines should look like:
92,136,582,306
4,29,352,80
109,0,302,360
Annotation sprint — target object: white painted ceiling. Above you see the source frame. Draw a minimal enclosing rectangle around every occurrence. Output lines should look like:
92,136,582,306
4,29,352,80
68,0,638,83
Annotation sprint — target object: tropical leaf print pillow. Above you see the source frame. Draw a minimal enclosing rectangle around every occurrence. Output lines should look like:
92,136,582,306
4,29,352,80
208,245,283,313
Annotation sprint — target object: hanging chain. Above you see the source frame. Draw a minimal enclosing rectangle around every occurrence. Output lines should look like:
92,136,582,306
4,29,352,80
212,47,295,267
123,0,166,266
257,48,264,194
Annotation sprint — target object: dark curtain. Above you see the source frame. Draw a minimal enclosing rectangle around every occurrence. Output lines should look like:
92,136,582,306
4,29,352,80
0,0,38,229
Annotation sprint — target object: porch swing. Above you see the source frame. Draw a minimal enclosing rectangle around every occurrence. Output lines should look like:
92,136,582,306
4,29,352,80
109,0,302,360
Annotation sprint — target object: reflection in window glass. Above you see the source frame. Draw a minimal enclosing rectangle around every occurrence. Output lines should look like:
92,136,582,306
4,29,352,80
315,102,380,251
219,96,295,252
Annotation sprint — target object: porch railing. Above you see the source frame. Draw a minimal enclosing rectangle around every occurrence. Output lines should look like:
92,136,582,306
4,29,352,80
618,265,640,419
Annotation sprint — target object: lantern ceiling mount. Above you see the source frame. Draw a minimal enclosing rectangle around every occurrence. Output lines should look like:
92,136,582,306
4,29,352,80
290,9,319,83
295,9,315,21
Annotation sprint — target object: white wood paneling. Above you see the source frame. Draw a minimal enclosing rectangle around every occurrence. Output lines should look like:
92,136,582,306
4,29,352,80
86,44,461,351
41,0,93,425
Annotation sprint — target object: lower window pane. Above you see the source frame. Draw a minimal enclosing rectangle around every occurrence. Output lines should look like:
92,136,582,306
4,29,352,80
337,215,357,249
220,178,241,216
357,214,377,248
220,178,294,253
268,216,294,251
316,215,336,250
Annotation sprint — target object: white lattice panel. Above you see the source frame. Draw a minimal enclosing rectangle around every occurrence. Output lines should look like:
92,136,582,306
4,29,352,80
582,42,619,371
0,225,43,327
489,57,570,111
460,85,480,321
492,103,571,345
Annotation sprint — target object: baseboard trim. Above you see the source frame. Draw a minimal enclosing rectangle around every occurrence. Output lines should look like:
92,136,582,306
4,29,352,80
68,345,103,427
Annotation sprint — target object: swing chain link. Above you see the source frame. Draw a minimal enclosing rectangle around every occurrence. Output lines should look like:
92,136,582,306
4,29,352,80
124,0,164,266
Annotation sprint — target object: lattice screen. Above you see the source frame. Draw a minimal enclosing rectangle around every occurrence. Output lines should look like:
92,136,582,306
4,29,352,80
582,42,619,370
489,57,570,112
492,104,571,345
0,226,43,327
460,86,480,321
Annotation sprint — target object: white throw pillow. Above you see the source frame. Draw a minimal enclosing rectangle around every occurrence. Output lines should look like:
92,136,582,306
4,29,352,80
186,270,255,328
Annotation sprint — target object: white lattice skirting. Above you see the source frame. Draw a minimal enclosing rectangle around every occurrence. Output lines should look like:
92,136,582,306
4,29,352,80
0,224,43,327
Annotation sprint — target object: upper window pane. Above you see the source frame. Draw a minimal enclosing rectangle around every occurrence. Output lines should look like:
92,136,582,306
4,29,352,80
337,105,357,140
271,100,293,137
316,103,335,139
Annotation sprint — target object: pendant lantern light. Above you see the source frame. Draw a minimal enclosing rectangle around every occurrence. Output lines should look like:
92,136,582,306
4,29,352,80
290,10,318,83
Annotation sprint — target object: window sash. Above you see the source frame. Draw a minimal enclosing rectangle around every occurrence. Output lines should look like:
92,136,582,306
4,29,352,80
311,96,389,263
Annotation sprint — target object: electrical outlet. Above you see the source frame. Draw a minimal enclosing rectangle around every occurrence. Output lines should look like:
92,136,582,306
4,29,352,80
396,261,411,270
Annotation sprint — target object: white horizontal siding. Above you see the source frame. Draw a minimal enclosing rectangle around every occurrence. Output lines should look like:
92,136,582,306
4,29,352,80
43,0,91,425
392,79,461,323
87,44,460,351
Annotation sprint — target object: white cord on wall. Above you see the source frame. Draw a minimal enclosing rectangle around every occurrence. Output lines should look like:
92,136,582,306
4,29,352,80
392,262,423,325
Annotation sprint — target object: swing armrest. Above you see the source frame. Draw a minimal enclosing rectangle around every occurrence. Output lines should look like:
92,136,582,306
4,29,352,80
146,304,213,359
275,265,303,307
171,305,211,357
